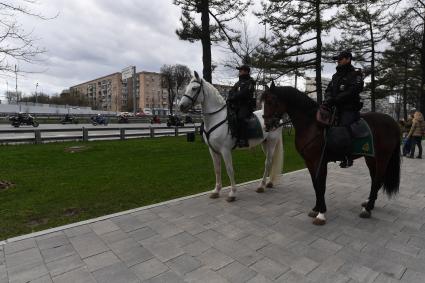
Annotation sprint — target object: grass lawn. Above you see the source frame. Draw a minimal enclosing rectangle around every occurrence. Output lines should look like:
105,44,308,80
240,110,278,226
0,132,305,240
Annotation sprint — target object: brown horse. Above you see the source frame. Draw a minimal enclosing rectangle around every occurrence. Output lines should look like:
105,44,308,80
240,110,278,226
262,84,401,225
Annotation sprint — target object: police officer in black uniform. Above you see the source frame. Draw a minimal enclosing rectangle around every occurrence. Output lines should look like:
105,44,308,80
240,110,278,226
227,65,256,147
324,51,364,168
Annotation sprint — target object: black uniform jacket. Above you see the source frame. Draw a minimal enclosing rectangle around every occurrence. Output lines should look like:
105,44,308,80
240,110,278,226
324,64,364,111
228,74,256,110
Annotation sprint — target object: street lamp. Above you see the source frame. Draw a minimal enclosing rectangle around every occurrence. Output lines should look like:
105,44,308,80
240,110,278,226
35,83,39,104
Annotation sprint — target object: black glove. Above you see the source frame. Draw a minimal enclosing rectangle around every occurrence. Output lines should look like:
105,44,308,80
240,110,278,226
325,97,336,106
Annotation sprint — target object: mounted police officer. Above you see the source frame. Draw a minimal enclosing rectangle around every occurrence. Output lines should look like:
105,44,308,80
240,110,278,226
324,51,364,168
227,65,256,147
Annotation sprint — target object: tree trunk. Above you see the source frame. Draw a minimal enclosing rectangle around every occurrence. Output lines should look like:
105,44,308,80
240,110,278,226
200,0,212,83
403,55,408,121
420,18,425,115
369,20,376,112
315,0,323,104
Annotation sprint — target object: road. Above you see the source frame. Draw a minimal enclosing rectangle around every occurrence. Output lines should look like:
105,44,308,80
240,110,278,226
0,123,200,143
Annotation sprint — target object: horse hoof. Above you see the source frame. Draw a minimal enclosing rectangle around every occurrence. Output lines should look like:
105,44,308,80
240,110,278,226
308,210,319,218
226,196,236,202
209,192,220,199
312,218,326,225
361,201,368,208
256,187,265,193
266,182,273,188
359,210,371,218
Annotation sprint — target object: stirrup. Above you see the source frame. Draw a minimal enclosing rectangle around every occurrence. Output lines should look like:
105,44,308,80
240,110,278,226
339,157,353,168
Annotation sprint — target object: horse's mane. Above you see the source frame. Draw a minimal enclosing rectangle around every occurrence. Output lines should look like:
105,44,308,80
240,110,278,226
200,78,226,104
262,86,319,123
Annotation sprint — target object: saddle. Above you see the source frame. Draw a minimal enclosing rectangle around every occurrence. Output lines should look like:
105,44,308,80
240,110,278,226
227,105,263,140
326,118,374,158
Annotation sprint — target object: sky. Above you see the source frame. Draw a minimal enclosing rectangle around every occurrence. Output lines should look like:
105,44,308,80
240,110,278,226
0,0,396,102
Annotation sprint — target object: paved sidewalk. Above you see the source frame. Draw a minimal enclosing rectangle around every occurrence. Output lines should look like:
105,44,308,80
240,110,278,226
1,158,425,283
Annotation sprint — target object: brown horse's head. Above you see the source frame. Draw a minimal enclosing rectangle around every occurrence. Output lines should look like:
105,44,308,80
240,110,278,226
262,81,286,131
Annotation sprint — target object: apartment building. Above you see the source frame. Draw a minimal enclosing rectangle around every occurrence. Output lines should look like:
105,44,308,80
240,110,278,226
70,69,169,113
70,73,122,112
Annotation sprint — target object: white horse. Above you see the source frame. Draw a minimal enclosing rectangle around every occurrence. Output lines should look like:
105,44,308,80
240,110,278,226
178,71,284,202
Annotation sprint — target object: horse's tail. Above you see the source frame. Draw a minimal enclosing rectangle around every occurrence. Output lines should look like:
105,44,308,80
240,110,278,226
382,139,401,197
270,131,284,183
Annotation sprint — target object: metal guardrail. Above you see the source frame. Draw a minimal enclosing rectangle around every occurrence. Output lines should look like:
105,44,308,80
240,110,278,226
0,125,201,145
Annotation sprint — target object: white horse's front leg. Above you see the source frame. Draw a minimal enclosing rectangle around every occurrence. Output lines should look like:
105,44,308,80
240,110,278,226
209,148,222,199
221,149,237,202
257,140,277,193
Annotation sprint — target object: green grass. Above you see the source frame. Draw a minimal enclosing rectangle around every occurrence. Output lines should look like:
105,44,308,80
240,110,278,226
0,132,304,240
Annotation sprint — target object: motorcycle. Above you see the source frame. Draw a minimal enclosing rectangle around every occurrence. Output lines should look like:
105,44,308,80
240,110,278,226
184,115,194,124
166,115,184,127
60,115,79,124
118,115,129,124
91,115,108,126
150,115,161,124
9,114,39,128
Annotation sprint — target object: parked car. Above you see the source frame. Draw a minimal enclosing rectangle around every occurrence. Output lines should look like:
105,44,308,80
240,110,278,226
135,112,146,117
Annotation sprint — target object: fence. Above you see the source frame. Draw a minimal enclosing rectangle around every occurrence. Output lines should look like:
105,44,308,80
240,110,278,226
0,125,201,145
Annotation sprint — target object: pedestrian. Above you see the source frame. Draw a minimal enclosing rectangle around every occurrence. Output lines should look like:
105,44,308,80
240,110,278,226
407,111,425,159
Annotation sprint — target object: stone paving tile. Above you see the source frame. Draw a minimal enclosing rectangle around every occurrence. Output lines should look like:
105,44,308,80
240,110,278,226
29,275,53,283
185,266,229,283
196,248,234,271
89,220,120,235
129,227,158,242
250,257,289,280
68,232,109,259
112,215,146,233
145,270,185,283
7,262,49,283
143,239,184,262
40,244,77,263
36,234,69,251
46,254,84,277
92,262,140,283
3,159,425,282
63,225,92,238
5,247,44,268
131,258,169,281
52,266,96,283
217,261,257,283
83,251,121,272
4,238,37,255
166,253,201,276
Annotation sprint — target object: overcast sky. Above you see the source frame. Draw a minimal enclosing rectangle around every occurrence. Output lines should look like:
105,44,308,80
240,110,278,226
0,0,361,102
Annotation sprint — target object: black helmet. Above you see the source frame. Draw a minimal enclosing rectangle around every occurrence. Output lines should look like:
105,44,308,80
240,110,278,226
236,65,251,72
332,51,353,61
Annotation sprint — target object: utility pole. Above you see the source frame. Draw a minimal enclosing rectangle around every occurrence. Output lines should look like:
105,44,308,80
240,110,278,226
35,83,39,104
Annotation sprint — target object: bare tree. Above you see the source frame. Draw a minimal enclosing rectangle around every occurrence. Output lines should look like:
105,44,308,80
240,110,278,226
161,64,192,115
0,0,53,74
5,90,20,103
174,64,191,101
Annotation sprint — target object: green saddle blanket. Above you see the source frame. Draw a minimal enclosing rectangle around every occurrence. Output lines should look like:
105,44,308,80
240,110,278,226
246,115,264,139
351,119,374,157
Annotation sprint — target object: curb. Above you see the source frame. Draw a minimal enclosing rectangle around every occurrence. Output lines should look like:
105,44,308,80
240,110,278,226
2,168,307,245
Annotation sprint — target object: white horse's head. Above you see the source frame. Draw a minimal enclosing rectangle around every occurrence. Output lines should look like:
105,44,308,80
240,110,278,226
179,71,204,113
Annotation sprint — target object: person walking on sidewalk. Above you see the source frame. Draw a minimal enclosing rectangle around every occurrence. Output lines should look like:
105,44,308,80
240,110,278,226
407,111,425,159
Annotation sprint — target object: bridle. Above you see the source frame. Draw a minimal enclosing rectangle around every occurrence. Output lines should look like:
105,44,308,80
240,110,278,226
182,79,226,115
263,93,291,131
182,78,228,153
183,80,203,109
